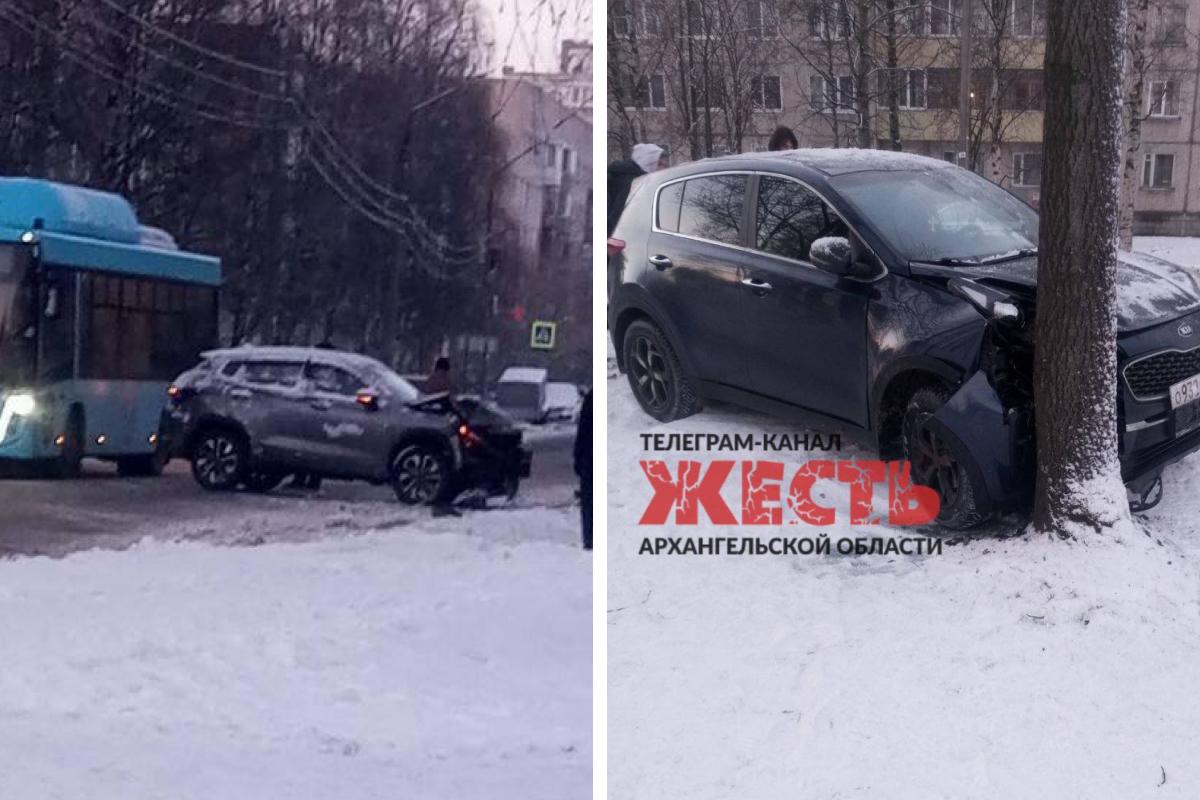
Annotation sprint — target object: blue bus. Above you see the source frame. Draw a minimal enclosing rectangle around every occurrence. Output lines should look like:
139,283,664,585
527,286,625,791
0,178,221,476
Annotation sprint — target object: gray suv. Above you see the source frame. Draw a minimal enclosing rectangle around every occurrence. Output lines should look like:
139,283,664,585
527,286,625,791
163,346,464,504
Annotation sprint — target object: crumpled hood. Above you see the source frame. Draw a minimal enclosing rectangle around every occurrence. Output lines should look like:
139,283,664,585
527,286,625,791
955,251,1200,332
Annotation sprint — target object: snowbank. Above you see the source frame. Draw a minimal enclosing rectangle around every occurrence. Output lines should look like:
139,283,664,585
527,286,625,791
608,362,1200,799
0,507,591,799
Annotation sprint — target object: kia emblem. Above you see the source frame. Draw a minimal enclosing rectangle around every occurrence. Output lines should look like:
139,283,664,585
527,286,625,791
1181,322,1195,337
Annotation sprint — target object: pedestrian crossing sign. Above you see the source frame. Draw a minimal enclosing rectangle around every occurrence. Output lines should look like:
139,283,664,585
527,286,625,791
531,320,557,350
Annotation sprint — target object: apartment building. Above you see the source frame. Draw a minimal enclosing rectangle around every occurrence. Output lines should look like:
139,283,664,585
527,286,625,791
608,0,1200,233
486,54,593,381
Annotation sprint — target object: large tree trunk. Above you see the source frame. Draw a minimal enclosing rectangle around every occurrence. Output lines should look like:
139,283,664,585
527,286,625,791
1031,0,1129,535
1118,0,1150,251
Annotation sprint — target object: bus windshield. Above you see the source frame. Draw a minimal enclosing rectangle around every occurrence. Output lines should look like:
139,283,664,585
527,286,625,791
0,245,36,386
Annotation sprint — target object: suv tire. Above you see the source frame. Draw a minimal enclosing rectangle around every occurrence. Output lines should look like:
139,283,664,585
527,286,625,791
191,428,248,491
901,386,986,530
391,443,452,505
623,319,699,422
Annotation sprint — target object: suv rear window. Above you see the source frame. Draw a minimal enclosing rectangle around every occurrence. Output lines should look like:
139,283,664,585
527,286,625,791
678,175,746,245
656,181,684,232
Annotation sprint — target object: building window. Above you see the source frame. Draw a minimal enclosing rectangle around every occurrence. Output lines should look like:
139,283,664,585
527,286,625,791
900,2,928,35
611,0,658,36
1013,152,1042,187
611,0,632,35
1149,80,1180,117
746,0,778,37
1003,70,1043,111
544,143,558,168
810,74,854,112
638,3,660,35
751,75,783,111
898,69,927,109
943,150,959,164
1143,153,1175,188
808,2,848,39
1011,0,1045,37
1157,5,1187,45
635,74,667,108
930,0,961,36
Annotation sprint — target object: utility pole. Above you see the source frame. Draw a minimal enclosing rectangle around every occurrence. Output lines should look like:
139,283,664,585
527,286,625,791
957,0,974,168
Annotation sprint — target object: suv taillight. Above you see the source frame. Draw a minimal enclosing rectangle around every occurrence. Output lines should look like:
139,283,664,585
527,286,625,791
607,237,626,256
167,385,194,401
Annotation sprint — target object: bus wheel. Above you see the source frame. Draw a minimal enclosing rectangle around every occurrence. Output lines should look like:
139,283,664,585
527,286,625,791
191,429,247,491
54,411,84,479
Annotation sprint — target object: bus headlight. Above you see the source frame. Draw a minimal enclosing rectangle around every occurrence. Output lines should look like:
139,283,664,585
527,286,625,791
5,393,36,416
0,393,36,443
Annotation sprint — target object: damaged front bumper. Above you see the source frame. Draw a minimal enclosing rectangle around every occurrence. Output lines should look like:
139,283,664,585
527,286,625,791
920,367,1200,515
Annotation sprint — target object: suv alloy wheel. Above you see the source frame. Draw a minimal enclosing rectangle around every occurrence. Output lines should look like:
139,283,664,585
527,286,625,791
391,443,451,505
622,319,699,423
191,429,248,491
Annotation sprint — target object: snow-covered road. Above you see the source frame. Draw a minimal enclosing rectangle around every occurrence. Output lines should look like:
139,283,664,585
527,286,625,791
0,505,591,798
0,427,578,557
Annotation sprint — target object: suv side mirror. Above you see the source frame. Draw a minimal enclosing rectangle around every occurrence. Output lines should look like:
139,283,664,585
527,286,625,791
810,237,852,275
355,389,380,411
810,236,886,282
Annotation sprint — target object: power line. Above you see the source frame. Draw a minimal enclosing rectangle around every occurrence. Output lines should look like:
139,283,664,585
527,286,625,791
1,0,486,266
72,0,293,105
88,0,286,78
302,145,481,279
297,98,484,259
0,1,285,130
304,133,485,268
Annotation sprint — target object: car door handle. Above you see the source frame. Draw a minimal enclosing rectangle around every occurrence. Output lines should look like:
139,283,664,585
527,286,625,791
229,388,252,399
648,254,673,270
741,277,773,294
310,399,333,411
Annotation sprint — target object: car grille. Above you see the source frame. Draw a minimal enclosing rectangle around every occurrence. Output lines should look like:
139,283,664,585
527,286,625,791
1124,346,1200,400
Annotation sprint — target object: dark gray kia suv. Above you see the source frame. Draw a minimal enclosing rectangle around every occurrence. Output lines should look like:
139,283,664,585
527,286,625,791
607,149,1200,527
164,346,530,504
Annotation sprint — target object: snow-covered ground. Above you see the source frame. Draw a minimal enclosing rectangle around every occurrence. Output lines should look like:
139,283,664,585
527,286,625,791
0,506,590,798
608,238,1200,798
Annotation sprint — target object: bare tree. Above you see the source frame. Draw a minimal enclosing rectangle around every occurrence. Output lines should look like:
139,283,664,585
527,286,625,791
1031,0,1128,534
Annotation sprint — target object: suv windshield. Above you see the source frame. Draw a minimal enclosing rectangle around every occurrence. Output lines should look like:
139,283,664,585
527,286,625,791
831,167,1039,265
0,245,36,386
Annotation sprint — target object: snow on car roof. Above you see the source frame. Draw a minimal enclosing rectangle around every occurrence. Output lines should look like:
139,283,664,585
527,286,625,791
498,366,549,384
709,148,956,176
200,345,384,371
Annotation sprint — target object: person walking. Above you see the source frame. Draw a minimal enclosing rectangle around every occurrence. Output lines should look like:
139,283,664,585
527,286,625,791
767,125,799,151
423,356,454,395
574,389,593,550
608,142,666,235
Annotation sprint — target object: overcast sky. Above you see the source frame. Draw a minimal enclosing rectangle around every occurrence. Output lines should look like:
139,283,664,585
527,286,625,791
477,0,591,74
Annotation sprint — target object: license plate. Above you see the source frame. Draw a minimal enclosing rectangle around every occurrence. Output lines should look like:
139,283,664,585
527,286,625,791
1170,373,1200,436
